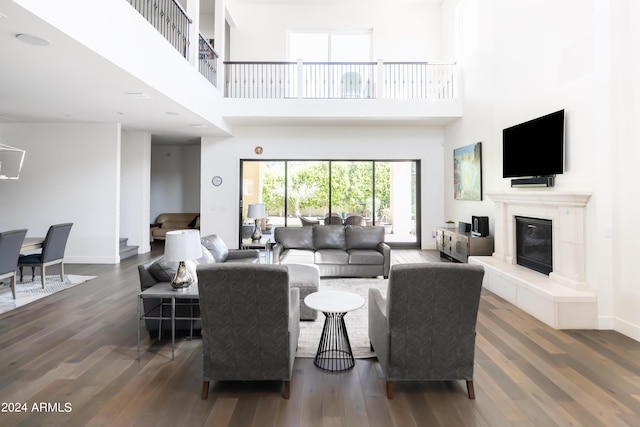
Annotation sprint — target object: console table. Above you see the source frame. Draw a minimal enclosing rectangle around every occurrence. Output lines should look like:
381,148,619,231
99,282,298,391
436,227,494,263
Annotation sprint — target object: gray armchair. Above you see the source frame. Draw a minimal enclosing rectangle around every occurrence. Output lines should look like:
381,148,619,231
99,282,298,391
368,263,484,399
197,264,300,399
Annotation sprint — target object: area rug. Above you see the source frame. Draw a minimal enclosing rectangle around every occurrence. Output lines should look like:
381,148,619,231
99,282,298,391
296,277,388,359
0,274,96,315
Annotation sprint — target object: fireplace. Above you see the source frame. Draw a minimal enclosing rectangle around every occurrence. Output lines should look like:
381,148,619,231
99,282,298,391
516,216,552,275
469,190,596,329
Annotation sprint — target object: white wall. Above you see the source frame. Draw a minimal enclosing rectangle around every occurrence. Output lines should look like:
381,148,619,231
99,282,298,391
201,125,444,248
150,145,201,222
441,0,640,340
227,0,443,61
121,131,152,254
610,0,640,340
0,123,121,264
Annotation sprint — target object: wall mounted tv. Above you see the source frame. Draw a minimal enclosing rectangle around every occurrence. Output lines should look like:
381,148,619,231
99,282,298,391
502,109,564,186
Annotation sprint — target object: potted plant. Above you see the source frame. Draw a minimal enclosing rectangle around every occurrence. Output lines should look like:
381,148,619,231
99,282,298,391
445,220,456,229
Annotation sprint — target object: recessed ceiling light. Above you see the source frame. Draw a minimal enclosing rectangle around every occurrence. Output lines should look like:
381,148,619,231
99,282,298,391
190,124,206,128
113,111,124,116
0,13,7,19
125,92,151,99
165,112,179,116
16,33,50,46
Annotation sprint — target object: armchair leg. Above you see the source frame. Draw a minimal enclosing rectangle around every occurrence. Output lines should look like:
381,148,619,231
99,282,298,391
11,274,16,299
40,265,45,288
466,380,475,399
386,381,393,399
370,341,374,352
283,380,291,399
201,381,209,400
19,266,23,281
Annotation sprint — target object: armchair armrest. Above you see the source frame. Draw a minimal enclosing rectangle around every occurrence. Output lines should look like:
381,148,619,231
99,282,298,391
377,242,391,278
226,249,260,261
272,243,283,264
368,287,390,373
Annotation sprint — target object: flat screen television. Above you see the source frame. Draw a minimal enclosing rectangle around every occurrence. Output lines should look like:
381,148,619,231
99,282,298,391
502,109,565,178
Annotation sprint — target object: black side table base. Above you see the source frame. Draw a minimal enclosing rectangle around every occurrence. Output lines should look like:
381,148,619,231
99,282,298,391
314,312,355,372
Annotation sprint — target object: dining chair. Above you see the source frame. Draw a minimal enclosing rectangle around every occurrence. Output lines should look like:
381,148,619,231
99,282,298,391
324,213,343,225
0,229,28,299
344,215,365,226
19,223,73,287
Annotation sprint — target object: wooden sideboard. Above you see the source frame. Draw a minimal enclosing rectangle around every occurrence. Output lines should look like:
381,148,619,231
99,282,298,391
435,227,494,263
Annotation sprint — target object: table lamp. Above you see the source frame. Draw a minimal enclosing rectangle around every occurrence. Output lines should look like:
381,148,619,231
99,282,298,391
247,203,266,241
164,229,202,289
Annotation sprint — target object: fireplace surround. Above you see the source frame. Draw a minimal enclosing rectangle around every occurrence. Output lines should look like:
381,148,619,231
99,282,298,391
468,190,597,329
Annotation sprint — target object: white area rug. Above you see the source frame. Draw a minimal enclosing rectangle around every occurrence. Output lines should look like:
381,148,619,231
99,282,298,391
296,277,388,359
0,274,96,315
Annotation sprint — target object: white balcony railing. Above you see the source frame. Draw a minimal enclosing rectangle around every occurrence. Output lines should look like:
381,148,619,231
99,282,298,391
224,61,457,99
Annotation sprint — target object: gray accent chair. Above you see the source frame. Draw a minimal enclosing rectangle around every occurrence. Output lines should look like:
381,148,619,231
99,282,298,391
197,264,300,399
368,263,485,399
19,223,73,286
0,228,28,299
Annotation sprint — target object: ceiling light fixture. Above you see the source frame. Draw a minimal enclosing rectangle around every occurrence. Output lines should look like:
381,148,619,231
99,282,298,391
16,33,50,46
125,92,151,99
190,124,206,128
165,112,179,116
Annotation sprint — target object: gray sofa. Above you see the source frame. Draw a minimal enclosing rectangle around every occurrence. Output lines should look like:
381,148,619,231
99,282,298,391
138,234,259,337
272,225,390,278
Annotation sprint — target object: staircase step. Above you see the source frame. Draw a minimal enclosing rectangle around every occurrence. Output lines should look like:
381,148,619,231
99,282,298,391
119,237,128,248
119,245,139,261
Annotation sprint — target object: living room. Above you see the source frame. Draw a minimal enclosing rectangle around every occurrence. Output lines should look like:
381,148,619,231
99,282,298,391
0,0,639,423
0,0,637,340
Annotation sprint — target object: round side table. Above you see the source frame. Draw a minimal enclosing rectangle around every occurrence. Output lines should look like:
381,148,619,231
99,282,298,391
304,290,365,372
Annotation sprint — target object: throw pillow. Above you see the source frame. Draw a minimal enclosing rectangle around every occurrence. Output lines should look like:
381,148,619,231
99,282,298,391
200,234,229,262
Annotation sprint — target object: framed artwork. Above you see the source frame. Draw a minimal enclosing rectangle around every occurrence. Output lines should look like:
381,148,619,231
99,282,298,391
454,142,482,201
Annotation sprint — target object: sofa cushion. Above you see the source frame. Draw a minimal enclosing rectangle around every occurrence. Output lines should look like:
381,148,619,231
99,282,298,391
314,249,350,264
275,226,314,250
280,249,315,265
346,225,385,249
348,249,384,265
314,225,346,249
200,234,229,262
160,221,189,230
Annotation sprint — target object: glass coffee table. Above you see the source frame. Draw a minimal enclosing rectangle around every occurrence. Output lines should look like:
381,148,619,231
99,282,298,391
304,290,365,372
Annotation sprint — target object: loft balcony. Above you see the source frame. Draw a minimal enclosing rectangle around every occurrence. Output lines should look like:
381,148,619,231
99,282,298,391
222,61,462,126
126,1,461,126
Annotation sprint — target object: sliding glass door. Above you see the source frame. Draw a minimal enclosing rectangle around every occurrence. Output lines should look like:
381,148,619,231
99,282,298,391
240,159,419,247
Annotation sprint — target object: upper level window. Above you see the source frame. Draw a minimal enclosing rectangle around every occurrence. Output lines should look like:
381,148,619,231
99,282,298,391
288,31,372,62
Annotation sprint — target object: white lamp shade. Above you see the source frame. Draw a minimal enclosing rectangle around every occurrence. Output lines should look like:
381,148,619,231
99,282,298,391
164,229,202,262
247,203,266,219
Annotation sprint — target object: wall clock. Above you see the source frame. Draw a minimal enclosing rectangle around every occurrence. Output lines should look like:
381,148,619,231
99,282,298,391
211,176,223,186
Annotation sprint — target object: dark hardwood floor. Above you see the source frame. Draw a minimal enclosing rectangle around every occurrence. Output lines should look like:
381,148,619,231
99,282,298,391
1,248,639,427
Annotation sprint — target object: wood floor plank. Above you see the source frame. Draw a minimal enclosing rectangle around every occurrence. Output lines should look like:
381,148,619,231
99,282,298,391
1,249,640,426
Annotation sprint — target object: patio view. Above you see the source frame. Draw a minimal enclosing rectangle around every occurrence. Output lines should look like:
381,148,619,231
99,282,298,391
241,160,419,246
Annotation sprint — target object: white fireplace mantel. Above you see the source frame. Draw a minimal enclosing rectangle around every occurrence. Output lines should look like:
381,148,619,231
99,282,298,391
486,190,591,291
469,189,597,329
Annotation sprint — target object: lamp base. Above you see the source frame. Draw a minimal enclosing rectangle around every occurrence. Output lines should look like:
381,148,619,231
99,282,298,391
251,219,262,241
171,261,194,289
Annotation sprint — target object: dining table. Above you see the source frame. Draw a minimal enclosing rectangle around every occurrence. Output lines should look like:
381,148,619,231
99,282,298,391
21,237,44,252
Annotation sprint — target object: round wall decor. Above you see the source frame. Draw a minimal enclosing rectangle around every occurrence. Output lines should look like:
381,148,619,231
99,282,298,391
211,176,223,186
254,146,263,155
